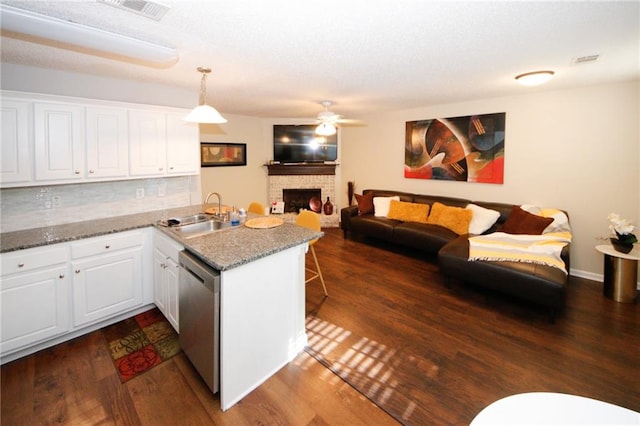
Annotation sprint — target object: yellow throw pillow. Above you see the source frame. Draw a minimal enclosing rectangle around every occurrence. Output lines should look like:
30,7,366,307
387,200,430,223
427,202,472,235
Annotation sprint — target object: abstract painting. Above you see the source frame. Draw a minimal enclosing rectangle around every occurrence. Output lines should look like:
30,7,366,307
405,113,505,184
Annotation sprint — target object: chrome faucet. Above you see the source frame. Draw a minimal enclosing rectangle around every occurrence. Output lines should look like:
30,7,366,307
204,192,223,219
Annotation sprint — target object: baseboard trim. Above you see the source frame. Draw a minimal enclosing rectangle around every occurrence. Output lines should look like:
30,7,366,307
570,268,640,289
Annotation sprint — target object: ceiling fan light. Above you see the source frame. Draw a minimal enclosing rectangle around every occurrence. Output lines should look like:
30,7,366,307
515,70,555,86
316,122,336,136
184,104,227,124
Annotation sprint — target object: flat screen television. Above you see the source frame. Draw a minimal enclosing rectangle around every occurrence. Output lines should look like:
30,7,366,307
273,124,338,163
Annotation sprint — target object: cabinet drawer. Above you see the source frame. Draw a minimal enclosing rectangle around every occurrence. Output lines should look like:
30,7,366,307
1,245,69,275
71,230,143,259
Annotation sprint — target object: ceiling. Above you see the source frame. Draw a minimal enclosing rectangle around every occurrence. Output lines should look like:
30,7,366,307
1,0,638,120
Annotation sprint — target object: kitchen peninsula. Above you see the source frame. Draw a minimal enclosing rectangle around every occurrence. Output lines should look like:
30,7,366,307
0,205,322,411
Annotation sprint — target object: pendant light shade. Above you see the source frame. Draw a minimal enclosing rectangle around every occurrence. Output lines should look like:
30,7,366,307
315,122,337,136
184,104,227,124
184,67,227,124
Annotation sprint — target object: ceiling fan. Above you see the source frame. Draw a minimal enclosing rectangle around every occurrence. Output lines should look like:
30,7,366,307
312,101,362,136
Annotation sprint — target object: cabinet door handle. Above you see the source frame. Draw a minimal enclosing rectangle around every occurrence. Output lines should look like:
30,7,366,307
89,170,95,174
59,274,65,279
75,269,80,274
158,167,164,171
74,170,80,175
105,245,110,249
18,262,25,268
169,166,174,170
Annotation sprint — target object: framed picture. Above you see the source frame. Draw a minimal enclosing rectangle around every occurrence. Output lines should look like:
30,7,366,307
201,142,247,167
404,112,505,184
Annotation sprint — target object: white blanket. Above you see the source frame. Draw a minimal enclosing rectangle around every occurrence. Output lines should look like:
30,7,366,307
468,232,571,274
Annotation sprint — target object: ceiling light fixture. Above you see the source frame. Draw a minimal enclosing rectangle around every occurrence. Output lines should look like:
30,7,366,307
515,70,555,87
0,5,178,64
315,122,337,136
184,67,227,124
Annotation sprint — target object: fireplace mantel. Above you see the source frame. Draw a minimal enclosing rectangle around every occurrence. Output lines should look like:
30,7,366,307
266,163,336,176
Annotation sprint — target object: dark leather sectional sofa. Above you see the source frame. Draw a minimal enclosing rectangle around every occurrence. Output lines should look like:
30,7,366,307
340,189,570,319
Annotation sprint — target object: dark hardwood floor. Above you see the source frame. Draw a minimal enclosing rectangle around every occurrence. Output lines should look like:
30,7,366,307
2,228,639,425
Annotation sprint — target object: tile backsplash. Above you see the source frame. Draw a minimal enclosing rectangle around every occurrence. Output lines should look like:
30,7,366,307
0,177,199,233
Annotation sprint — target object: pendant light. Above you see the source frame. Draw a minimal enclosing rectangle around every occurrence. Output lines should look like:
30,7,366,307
184,67,227,124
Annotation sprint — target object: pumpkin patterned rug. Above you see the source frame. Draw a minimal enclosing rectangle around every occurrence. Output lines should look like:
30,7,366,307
103,308,181,382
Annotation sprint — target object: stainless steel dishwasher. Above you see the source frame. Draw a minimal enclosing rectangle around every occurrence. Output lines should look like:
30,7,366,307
178,250,220,394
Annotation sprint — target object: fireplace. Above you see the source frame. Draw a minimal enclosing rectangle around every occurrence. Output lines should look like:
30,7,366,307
267,166,339,227
283,188,321,213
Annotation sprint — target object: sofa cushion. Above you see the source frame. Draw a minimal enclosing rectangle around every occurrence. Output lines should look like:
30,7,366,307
501,205,554,235
521,205,572,235
387,200,430,223
350,215,399,242
365,190,414,203
427,202,473,235
394,222,459,252
466,203,501,234
373,196,400,217
355,193,374,216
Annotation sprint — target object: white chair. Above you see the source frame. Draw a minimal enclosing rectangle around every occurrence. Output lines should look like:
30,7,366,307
296,210,328,297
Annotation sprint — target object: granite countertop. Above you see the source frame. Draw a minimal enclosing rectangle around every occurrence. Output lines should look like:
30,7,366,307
0,205,323,271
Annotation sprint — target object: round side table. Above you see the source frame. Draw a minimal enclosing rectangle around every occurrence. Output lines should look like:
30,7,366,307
595,244,639,303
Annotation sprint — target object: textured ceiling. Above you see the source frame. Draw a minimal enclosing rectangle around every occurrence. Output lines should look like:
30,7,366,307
1,0,638,120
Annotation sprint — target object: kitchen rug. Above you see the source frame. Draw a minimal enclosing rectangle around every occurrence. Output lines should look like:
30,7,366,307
305,315,434,425
104,308,181,383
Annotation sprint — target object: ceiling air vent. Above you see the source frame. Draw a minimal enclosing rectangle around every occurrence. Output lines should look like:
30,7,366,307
97,0,170,21
572,54,600,65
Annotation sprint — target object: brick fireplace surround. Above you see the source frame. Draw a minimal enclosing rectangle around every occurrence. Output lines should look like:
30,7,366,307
267,164,340,228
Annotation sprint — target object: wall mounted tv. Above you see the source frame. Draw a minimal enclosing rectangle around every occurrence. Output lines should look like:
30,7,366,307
273,124,338,163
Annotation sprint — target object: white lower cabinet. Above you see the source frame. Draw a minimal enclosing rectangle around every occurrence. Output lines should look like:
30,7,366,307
0,228,161,363
0,245,70,354
70,231,144,327
152,229,183,332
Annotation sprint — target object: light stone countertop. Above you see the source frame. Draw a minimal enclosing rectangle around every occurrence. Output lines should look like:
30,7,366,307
0,205,323,271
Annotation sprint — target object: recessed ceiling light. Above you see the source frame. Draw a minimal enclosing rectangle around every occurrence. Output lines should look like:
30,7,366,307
515,70,555,87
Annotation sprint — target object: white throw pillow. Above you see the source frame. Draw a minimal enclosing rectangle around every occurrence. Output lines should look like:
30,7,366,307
373,196,400,217
466,203,501,234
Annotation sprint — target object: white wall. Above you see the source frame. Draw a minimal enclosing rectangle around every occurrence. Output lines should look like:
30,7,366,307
341,80,640,278
199,115,270,210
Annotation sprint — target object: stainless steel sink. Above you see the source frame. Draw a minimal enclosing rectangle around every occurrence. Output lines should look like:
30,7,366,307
170,213,211,226
170,219,232,239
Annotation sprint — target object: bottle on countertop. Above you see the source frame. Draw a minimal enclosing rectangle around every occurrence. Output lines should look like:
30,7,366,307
230,206,240,226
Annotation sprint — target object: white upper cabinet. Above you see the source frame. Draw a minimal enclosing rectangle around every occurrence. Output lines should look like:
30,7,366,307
0,91,200,188
34,102,85,182
166,112,199,175
85,106,129,179
129,110,168,176
0,100,31,185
